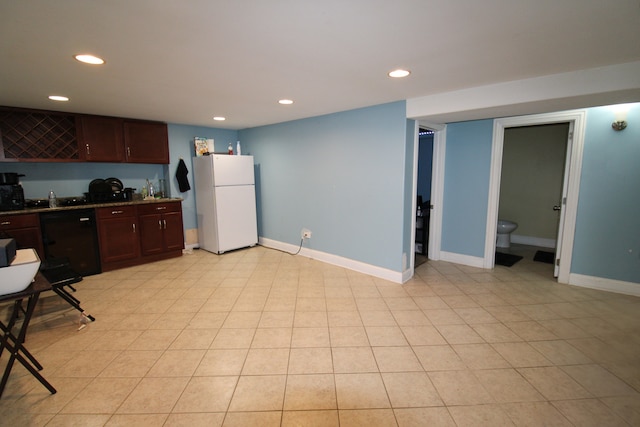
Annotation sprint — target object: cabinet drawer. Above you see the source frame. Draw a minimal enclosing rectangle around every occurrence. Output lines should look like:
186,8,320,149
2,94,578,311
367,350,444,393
96,205,137,219
0,213,39,229
137,202,181,216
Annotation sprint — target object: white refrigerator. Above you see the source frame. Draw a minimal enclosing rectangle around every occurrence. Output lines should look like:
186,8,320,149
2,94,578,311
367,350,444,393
193,155,258,254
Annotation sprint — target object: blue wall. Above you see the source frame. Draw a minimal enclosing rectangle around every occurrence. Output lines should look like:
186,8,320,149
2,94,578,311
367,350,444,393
0,162,164,202
239,102,408,271
571,104,640,283
7,101,636,284
441,120,494,257
441,106,639,284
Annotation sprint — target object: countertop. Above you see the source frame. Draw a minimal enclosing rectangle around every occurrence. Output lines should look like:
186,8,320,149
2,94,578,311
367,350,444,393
0,197,183,217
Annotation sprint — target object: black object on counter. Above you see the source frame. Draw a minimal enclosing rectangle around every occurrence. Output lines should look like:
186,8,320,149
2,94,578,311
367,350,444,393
0,184,24,211
0,173,24,185
87,177,131,203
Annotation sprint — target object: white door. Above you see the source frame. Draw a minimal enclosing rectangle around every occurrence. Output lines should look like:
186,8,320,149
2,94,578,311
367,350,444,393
553,123,574,277
214,185,258,253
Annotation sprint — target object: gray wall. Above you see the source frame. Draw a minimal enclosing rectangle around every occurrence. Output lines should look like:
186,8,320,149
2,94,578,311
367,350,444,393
499,123,569,241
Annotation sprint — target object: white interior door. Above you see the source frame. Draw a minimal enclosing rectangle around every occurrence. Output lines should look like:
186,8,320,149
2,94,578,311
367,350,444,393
553,122,574,277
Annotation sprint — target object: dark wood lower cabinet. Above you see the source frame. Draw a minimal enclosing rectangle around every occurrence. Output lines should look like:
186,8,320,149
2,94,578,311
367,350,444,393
1,200,184,273
138,202,184,257
96,205,140,270
0,213,44,260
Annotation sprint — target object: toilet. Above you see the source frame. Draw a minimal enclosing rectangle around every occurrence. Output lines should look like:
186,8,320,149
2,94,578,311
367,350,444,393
496,220,518,248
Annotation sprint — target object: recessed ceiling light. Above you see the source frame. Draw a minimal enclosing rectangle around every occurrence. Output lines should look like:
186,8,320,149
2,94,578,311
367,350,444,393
213,116,226,121
388,69,410,78
74,54,105,65
48,95,69,102
278,99,294,105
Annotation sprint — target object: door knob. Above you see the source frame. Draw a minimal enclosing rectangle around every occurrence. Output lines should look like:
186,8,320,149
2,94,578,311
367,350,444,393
553,205,561,211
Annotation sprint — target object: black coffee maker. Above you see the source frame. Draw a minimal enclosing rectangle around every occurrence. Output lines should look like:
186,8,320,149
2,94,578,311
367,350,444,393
0,173,25,211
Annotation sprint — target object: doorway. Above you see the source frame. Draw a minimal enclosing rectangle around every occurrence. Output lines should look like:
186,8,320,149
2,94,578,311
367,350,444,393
414,128,434,267
497,123,570,273
485,110,587,283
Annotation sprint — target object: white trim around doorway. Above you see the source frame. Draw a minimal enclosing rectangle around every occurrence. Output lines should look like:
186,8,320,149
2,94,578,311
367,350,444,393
485,110,586,284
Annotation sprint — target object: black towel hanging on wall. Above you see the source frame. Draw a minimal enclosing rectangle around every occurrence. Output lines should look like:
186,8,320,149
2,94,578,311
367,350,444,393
176,158,191,192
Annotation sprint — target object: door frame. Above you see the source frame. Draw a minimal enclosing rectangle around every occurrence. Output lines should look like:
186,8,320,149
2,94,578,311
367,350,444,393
484,110,587,283
411,121,445,266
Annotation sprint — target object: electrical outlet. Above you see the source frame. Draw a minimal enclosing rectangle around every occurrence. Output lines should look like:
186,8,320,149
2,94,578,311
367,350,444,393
301,228,312,239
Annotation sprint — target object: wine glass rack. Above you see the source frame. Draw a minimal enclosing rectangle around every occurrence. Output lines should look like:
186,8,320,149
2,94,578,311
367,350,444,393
0,109,79,160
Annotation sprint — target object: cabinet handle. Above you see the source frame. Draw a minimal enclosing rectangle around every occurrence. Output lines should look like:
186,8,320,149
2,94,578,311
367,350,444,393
112,210,124,215
1,221,10,225
127,146,131,157
158,220,162,230
86,143,90,156
156,206,167,211
163,219,167,229
132,223,136,233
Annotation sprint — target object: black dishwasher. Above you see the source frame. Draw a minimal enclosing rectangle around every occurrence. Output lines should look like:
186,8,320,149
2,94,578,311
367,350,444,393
40,209,101,276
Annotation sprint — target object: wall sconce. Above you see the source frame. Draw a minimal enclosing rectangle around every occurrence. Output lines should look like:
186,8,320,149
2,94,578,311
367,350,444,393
612,120,627,131
611,103,631,131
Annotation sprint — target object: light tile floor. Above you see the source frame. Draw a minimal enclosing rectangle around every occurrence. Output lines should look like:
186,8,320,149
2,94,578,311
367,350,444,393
1,245,640,426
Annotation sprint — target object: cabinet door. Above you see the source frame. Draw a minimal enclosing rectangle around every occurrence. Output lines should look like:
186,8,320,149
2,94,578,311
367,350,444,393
123,120,169,164
97,217,139,263
2,227,45,260
0,214,44,259
78,115,124,162
139,213,164,256
163,211,184,252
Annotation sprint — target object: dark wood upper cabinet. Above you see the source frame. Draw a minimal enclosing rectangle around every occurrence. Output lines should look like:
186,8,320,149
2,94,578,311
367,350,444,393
1,106,170,164
123,120,169,164
0,107,80,162
77,115,125,162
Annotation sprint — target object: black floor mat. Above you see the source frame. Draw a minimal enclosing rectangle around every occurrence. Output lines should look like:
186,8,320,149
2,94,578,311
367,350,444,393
495,252,523,267
534,250,555,264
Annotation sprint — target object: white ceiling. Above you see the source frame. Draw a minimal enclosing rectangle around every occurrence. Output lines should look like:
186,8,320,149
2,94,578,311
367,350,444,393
1,0,639,129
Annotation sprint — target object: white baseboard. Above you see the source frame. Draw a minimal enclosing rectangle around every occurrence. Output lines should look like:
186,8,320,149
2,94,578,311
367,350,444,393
569,273,640,297
440,251,485,268
259,237,404,284
511,234,556,249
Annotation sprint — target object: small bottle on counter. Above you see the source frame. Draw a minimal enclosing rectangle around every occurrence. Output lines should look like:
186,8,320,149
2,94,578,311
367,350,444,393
158,179,166,198
236,141,241,155
48,190,57,208
228,142,233,155
147,179,155,198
